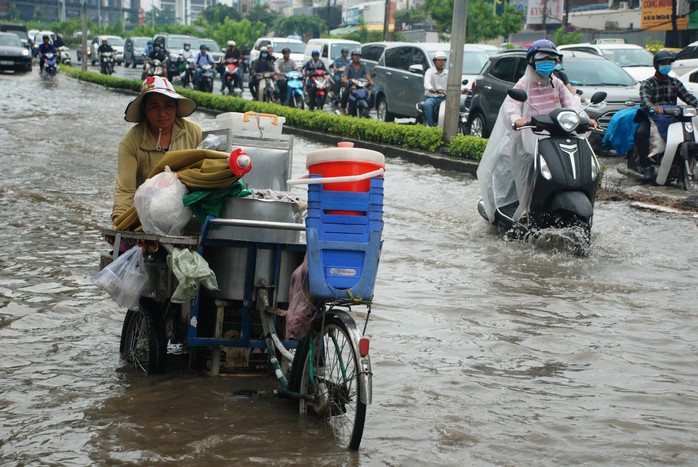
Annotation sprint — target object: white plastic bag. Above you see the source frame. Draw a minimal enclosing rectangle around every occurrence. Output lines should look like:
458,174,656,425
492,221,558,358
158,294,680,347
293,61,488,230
134,167,192,235
91,246,149,309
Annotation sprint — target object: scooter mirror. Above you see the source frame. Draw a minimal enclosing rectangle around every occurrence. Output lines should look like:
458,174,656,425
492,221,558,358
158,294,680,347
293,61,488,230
590,91,607,104
461,79,468,86
507,88,527,102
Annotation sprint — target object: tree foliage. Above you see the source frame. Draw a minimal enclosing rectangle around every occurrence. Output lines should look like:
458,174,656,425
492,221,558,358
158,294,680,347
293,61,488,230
554,28,583,46
424,0,525,41
198,4,241,24
393,9,428,30
273,15,326,38
246,5,281,34
199,18,266,49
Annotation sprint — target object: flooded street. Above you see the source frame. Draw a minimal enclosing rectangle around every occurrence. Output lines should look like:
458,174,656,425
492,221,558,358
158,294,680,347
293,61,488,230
1,71,698,466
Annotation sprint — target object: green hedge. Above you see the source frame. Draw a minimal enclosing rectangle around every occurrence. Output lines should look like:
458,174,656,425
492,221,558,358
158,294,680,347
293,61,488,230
61,66,487,159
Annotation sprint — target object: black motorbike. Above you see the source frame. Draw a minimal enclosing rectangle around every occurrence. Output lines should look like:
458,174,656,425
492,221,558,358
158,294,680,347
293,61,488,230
416,80,469,133
100,51,115,75
196,63,216,93
477,88,607,255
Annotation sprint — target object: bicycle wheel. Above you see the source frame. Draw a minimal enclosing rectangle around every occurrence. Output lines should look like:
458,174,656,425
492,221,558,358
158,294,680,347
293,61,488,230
296,316,366,450
122,301,167,375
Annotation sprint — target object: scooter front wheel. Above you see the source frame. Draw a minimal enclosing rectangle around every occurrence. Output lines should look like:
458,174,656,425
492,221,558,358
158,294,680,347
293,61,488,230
682,157,697,191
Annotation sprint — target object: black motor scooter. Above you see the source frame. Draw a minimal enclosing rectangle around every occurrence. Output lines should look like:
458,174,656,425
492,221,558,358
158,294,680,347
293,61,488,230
477,88,607,254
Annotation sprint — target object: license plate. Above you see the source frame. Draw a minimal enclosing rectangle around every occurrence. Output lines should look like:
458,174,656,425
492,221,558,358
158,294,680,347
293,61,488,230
0,60,13,65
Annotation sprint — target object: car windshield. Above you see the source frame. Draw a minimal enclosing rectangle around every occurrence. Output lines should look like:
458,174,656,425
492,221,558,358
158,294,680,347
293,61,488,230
462,51,492,74
274,41,305,54
0,34,21,46
106,37,125,46
564,57,636,86
168,36,200,50
602,48,654,67
133,38,149,47
201,40,220,52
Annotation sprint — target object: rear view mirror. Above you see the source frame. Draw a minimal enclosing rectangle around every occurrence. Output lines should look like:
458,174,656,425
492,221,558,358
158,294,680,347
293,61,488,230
461,79,468,86
507,88,527,102
408,64,425,75
590,91,607,104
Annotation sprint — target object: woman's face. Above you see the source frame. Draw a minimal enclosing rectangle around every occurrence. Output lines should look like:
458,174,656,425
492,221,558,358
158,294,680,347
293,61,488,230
143,93,177,131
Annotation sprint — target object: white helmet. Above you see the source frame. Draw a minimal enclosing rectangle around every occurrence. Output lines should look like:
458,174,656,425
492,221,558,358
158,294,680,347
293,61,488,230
433,51,447,61
260,46,269,53
227,40,236,47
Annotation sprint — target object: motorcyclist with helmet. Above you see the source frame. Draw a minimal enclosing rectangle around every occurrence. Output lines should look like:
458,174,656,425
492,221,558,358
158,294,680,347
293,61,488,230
220,40,243,92
176,41,195,88
340,49,374,116
37,35,57,74
304,49,329,110
635,50,698,179
142,40,154,57
422,50,449,126
331,48,351,105
249,46,275,101
193,44,217,88
97,38,115,74
142,41,169,79
477,39,597,223
275,47,299,105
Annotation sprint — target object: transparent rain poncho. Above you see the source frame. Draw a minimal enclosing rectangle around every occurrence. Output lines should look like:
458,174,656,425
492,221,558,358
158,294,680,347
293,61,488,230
477,66,586,222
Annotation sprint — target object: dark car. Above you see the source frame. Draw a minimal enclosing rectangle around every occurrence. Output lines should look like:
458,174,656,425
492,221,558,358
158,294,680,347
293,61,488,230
0,32,32,73
466,49,640,152
0,23,30,50
360,41,390,76
123,36,151,68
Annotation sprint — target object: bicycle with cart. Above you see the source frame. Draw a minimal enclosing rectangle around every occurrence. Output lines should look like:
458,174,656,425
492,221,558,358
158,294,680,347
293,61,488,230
95,115,384,450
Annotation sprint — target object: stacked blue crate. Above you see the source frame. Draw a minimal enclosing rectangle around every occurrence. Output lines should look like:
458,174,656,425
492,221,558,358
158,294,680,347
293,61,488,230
305,176,384,302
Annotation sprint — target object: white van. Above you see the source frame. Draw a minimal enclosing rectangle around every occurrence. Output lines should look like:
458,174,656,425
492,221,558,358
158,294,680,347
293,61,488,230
303,39,361,70
250,37,306,69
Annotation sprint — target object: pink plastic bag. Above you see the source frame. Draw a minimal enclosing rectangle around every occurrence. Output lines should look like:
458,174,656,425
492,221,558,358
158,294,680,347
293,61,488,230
286,256,317,339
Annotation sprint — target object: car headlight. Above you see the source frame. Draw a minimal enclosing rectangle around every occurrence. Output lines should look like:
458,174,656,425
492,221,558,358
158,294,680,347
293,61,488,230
539,155,552,180
556,111,580,132
22,49,29,57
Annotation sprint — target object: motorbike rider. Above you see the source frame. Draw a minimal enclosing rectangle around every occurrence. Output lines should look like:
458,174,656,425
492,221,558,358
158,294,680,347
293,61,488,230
142,41,169,79
331,48,350,104
249,46,275,100
553,58,584,103
422,51,448,127
51,33,65,61
275,47,299,106
220,40,243,92
635,50,698,179
476,39,597,223
36,35,57,74
193,44,217,88
304,49,329,110
341,49,374,116
97,38,115,73
142,40,154,57
241,43,251,74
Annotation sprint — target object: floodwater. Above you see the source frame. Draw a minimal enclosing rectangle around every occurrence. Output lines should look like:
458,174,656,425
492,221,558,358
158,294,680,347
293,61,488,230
1,71,698,466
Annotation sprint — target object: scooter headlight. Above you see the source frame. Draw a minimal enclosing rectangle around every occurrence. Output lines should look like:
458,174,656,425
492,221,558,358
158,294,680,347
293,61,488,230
683,107,697,117
539,155,553,180
591,156,599,181
556,110,580,132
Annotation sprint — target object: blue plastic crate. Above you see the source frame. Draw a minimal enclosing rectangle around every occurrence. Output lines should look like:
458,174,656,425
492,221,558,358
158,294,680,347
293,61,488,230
305,177,384,301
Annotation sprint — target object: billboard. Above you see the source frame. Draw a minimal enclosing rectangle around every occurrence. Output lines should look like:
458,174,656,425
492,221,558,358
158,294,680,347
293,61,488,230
526,0,563,25
641,0,688,30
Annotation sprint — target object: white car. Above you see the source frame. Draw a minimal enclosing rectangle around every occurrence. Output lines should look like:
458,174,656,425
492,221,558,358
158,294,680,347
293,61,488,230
673,41,698,73
250,37,306,70
559,42,658,81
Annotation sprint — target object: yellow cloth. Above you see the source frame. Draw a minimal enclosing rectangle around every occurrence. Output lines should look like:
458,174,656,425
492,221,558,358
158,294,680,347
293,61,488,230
113,148,240,231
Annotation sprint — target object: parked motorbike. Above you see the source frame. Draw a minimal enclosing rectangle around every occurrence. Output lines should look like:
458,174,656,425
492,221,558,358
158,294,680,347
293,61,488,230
345,78,373,118
285,70,305,109
477,88,608,255
196,63,216,93
307,69,329,110
257,71,276,103
42,52,58,77
100,52,115,75
223,58,243,96
617,105,698,190
416,80,469,133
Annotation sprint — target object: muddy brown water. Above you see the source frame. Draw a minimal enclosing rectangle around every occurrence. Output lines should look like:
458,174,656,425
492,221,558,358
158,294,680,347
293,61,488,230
1,72,698,466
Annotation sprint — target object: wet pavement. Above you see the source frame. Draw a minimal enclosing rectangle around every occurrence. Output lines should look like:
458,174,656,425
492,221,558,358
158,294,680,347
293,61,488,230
1,70,698,466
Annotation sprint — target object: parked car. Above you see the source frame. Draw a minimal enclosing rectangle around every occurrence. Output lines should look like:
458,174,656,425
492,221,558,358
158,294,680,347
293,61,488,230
200,38,224,63
89,35,125,65
558,41,659,81
0,32,32,73
304,38,361,70
0,23,30,50
466,49,640,152
372,42,495,122
673,41,698,73
152,33,201,77
123,36,151,68
250,37,306,69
